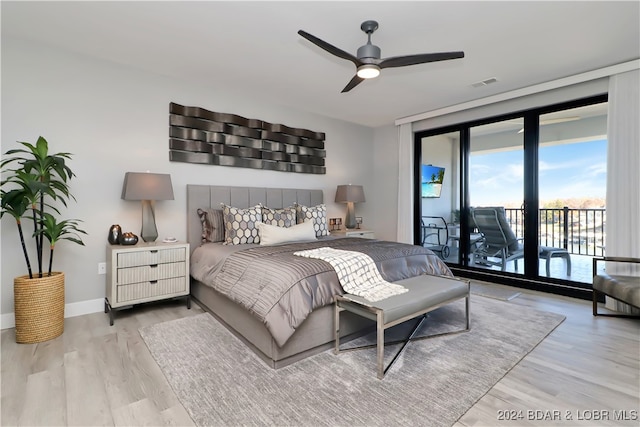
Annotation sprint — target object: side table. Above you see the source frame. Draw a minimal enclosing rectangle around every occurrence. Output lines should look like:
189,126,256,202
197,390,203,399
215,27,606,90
105,241,190,325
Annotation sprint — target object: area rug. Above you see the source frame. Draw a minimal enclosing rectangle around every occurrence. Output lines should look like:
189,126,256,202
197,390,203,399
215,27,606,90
470,282,522,301
139,296,564,427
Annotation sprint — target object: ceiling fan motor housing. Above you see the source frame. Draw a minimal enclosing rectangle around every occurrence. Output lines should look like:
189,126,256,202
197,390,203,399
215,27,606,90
357,43,381,60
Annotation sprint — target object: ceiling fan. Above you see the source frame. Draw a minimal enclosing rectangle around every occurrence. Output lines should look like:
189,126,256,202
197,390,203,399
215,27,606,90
514,117,581,133
298,20,464,93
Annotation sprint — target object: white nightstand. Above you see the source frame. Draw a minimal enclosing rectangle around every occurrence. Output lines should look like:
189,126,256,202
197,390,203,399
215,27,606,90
331,229,375,239
105,241,190,325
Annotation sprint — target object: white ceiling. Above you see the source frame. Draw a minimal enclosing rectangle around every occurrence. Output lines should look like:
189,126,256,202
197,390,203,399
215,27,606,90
3,1,639,128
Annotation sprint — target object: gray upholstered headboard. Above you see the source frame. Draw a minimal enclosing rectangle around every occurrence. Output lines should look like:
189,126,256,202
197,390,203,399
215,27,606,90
187,185,324,253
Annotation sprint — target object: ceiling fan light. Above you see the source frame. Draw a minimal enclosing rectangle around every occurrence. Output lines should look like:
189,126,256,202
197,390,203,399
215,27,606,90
357,64,380,79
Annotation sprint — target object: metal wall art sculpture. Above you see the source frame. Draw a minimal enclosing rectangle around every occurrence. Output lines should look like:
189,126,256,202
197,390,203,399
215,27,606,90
169,103,326,174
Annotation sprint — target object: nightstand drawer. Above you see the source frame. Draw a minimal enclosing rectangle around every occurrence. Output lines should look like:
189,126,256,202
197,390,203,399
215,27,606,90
347,231,375,239
105,242,191,324
117,247,186,268
117,262,186,285
331,229,375,239
117,277,187,303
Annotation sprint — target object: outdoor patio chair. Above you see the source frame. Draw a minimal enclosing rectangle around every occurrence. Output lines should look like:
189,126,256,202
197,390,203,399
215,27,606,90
470,207,524,271
471,207,572,276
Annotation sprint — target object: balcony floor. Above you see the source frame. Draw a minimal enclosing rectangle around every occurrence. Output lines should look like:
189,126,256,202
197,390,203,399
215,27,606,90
438,248,602,284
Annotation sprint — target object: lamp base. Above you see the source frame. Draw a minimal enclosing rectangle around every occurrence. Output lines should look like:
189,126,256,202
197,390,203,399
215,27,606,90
141,200,158,242
345,202,356,229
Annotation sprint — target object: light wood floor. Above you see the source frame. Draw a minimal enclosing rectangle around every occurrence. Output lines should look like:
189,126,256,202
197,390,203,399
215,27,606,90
456,284,639,427
1,285,638,427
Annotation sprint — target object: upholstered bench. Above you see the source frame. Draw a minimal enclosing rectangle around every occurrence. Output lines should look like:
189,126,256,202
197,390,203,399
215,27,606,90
334,275,470,379
539,246,571,276
592,257,640,318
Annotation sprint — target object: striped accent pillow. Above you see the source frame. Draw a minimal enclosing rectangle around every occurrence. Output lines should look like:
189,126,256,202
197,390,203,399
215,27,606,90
197,208,225,243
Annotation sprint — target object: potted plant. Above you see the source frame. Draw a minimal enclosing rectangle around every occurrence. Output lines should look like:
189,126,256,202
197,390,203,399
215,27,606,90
451,209,461,225
1,136,86,343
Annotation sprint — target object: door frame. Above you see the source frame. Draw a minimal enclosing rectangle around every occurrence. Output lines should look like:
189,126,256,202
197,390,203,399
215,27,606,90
412,94,608,300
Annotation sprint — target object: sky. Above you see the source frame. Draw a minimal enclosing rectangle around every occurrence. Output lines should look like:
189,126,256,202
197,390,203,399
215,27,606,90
470,139,607,207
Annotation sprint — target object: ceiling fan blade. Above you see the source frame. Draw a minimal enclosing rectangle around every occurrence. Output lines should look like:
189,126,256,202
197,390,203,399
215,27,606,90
516,116,581,133
540,117,581,125
379,51,464,69
341,75,365,93
298,30,362,67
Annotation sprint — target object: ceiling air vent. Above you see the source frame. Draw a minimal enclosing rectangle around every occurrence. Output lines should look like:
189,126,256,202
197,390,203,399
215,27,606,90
472,77,498,88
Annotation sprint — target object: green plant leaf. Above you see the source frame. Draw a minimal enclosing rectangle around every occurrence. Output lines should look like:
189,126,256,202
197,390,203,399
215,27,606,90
36,213,87,246
1,136,86,276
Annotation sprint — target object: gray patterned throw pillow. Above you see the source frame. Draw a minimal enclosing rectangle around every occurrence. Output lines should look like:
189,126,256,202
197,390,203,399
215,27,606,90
262,206,296,228
221,204,262,245
295,203,329,237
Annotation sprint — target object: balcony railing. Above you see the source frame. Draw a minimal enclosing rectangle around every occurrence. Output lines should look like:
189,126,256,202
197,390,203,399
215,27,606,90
504,207,606,257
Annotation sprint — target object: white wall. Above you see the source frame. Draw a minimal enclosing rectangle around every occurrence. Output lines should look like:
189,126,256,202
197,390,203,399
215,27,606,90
411,79,610,132
0,37,375,323
371,125,399,241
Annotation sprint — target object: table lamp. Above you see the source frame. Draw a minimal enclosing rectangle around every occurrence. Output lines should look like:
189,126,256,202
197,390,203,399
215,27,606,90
335,184,365,229
121,172,174,242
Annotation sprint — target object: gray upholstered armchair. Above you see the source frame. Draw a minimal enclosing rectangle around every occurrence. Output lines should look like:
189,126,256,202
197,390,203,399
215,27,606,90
592,257,640,318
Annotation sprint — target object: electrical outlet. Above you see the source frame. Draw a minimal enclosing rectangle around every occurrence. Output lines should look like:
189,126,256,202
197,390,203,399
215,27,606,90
98,262,106,275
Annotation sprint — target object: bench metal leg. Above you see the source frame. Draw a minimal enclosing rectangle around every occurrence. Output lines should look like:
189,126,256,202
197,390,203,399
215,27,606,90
336,310,449,380
379,314,428,379
377,311,385,379
465,294,471,330
334,302,341,355
335,286,472,380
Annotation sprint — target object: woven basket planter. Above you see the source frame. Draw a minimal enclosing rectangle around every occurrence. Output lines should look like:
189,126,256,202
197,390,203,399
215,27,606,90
14,272,65,344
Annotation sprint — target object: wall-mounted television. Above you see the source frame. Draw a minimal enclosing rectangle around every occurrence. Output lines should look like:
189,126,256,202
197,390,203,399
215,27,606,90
422,164,445,198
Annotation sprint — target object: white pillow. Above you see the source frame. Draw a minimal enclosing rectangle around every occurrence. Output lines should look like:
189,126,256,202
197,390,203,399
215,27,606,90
257,221,317,246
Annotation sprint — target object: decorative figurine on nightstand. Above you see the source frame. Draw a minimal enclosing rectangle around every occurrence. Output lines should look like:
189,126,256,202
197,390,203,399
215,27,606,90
119,232,139,245
108,224,122,244
355,217,363,229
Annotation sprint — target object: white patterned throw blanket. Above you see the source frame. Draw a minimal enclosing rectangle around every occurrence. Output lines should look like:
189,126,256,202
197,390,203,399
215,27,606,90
294,247,408,301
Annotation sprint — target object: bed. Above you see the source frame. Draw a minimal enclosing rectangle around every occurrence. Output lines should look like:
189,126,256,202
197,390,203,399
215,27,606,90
187,185,452,368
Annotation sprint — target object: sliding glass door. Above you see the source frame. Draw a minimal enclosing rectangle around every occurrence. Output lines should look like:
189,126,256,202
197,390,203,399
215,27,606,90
419,132,460,263
468,119,525,277
414,95,608,297
537,102,608,283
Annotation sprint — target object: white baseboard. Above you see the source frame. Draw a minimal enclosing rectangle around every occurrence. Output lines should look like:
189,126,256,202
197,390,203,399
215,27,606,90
1,298,104,330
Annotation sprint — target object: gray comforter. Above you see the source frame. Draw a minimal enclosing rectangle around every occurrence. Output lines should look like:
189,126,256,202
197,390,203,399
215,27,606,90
190,238,452,347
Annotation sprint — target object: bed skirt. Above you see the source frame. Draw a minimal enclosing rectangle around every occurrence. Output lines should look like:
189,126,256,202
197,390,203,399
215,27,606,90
191,279,373,368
